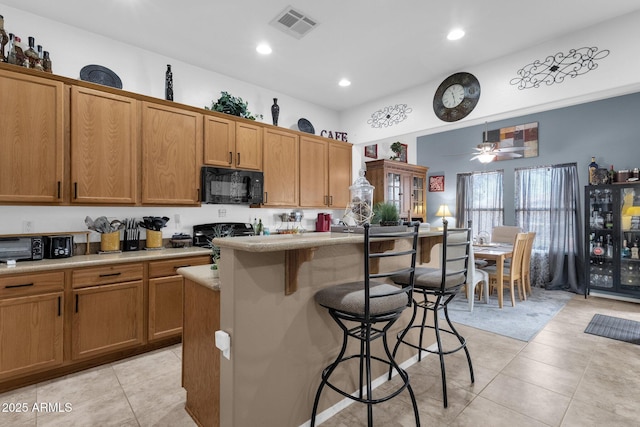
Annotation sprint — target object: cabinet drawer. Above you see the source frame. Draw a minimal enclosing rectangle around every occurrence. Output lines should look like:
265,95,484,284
72,263,143,288
148,255,211,278
0,271,64,298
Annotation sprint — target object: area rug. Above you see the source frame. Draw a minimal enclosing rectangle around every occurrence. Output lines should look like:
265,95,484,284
441,287,574,342
584,314,640,345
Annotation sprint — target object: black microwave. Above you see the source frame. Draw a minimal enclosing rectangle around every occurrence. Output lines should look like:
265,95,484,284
201,167,263,205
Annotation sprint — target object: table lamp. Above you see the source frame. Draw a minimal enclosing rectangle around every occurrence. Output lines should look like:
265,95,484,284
435,204,452,228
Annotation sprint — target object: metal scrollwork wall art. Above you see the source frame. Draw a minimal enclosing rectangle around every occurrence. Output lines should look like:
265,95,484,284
510,46,610,90
367,104,413,128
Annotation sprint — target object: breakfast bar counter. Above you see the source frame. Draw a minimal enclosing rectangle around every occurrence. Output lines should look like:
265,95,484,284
180,230,441,427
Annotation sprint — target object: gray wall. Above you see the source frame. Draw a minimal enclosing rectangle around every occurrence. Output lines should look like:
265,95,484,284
417,92,640,225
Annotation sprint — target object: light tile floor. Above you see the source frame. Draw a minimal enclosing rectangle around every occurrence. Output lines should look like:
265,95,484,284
0,293,639,426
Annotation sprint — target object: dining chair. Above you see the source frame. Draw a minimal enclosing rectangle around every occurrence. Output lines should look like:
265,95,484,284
491,225,522,244
311,223,421,427
466,243,489,311
482,232,528,307
521,232,536,297
389,219,473,408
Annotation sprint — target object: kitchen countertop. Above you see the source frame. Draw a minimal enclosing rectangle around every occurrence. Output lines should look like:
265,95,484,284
176,264,220,291
0,246,211,276
212,229,442,252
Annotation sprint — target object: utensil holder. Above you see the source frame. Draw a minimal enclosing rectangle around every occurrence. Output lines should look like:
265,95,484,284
146,230,163,249
101,231,120,252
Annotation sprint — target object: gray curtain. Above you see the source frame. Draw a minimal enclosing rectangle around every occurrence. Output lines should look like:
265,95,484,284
456,171,504,238
515,163,583,293
547,164,584,292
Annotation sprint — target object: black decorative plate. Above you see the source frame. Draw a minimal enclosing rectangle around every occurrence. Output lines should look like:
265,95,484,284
298,118,315,134
79,65,122,89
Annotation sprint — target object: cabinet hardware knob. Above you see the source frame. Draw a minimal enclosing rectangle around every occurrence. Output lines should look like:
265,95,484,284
57,181,61,199
75,294,79,313
74,182,78,199
58,296,61,317
237,152,241,166
228,152,233,164
174,264,190,270
99,272,122,278
329,196,333,206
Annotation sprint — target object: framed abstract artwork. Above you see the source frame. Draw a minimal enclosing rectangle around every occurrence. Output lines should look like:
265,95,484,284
364,144,378,159
429,175,445,192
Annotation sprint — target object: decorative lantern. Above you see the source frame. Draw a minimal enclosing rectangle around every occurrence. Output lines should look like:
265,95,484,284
344,169,375,227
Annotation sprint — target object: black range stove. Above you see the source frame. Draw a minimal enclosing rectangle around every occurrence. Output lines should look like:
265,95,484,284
192,222,255,247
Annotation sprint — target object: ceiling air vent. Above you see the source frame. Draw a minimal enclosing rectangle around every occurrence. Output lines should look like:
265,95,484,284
270,6,318,39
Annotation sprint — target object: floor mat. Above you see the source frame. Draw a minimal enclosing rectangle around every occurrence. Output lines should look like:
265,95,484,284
584,314,640,345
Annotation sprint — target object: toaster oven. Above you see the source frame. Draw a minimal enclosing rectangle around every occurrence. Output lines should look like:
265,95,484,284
0,236,43,262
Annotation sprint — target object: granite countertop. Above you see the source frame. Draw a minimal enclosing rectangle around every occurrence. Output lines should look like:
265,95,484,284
212,229,442,252
176,264,220,291
0,246,211,276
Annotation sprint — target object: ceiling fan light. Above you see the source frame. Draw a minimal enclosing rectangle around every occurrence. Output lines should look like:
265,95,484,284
477,153,496,163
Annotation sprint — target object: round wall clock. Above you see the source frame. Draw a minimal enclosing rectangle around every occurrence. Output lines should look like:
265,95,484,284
433,72,480,122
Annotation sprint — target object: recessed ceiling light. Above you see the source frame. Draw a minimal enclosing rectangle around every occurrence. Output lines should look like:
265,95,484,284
256,43,272,55
447,28,465,41
338,78,351,87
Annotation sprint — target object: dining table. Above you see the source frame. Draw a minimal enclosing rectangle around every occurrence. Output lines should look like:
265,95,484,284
473,243,514,309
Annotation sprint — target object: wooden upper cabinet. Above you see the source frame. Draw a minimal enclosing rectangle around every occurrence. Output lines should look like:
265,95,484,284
263,128,298,206
0,70,64,203
299,137,328,207
141,101,203,205
299,138,352,208
204,116,262,171
235,121,262,170
70,86,138,204
327,141,352,209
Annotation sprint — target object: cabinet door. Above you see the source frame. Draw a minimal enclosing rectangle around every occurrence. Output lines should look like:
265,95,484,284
148,276,183,341
0,70,64,203
71,86,138,204
203,115,235,167
299,137,328,207
141,102,202,205
71,281,144,360
263,129,298,206
328,142,352,209
411,174,426,221
235,122,262,171
0,292,63,379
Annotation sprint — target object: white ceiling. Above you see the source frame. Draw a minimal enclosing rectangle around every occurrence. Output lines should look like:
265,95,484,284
4,0,640,111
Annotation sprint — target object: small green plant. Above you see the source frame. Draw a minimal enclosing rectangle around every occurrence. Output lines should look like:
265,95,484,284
372,202,400,225
205,91,263,120
390,141,403,160
209,225,231,270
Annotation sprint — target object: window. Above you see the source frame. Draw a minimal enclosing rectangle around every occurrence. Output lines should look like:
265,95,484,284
515,166,551,250
456,170,503,237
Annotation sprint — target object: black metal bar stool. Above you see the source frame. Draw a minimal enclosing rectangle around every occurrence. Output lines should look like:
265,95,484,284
310,223,421,427
390,219,473,408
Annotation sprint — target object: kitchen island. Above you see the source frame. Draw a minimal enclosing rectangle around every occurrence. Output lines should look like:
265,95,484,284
178,230,441,427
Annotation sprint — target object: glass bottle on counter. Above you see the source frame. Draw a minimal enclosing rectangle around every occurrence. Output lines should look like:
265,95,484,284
13,35,26,67
622,239,631,258
609,165,615,183
0,15,8,62
165,64,173,101
6,32,15,64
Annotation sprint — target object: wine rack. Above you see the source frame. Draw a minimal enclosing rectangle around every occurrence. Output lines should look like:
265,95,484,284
585,183,640,299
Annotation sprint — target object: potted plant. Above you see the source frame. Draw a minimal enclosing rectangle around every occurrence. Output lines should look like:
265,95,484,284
209,225,231,277
390,141,403,161
372,202,401,226
205,91,263,120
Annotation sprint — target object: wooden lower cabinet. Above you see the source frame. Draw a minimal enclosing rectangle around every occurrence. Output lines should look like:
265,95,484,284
148,255,211,341
183,278,220,427
71,280,144,360
0,292,63,379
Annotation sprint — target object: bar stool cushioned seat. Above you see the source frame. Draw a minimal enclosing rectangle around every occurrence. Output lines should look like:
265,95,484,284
310,223,421,427
390,220,474,408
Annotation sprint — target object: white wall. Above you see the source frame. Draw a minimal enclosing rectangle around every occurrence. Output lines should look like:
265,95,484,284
343,10,640,174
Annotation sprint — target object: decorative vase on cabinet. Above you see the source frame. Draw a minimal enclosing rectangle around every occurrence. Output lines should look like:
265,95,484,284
271,98,280,126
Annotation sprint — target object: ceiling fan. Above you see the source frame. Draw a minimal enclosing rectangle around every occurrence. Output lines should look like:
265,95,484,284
469,122,526,163
470,142,524,163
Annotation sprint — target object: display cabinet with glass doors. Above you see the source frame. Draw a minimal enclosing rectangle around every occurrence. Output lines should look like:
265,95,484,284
585,183,640,299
